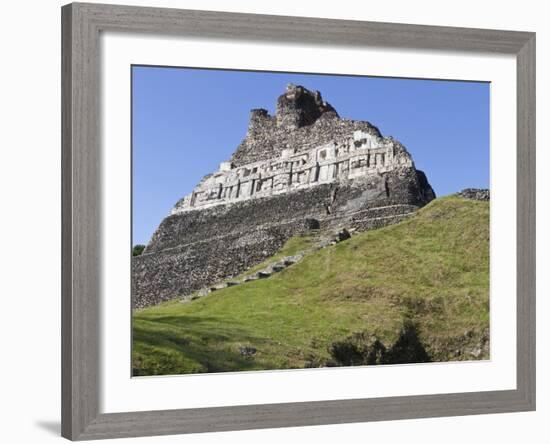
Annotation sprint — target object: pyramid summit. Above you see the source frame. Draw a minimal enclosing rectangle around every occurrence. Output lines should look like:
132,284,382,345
230,83,381,167
133,85,435,308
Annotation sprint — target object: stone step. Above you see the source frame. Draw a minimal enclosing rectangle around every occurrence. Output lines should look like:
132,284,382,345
226,281,240,287
282,255,301,265
188,229,356,300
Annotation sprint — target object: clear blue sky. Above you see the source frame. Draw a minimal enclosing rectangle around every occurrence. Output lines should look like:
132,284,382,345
132,66,489,245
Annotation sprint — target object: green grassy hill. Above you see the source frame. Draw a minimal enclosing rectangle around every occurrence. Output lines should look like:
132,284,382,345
132,195,490,376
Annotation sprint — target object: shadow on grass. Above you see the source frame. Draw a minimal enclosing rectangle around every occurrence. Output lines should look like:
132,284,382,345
132,314,273,376
327,323,431,367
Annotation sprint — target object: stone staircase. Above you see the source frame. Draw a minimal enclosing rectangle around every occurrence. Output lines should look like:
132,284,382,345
180,228,353,303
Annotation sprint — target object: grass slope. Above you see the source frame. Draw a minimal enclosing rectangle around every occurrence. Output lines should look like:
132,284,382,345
133,196,489,376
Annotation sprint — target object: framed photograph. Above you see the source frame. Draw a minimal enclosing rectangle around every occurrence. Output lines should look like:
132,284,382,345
61,2,535,440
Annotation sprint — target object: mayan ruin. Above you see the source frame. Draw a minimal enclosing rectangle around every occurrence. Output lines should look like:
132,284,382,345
132,84,436,308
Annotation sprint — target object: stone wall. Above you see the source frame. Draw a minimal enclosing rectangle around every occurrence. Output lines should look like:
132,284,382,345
148,166,433,253
133,220,309,308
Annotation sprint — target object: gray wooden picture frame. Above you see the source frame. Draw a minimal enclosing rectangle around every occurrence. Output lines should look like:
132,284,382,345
61,2,536,440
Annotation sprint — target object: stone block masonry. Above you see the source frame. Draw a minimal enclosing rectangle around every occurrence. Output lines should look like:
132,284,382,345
133,84,436,308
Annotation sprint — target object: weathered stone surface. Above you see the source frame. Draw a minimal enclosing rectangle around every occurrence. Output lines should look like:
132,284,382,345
172,117,416,214
336,228,351,242
132,85,436,308
230,84,380,168
283,256,301,266
271,264,286,273
457,188,490,201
